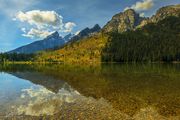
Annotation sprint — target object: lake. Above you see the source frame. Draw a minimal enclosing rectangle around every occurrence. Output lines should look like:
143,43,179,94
0,63,179,120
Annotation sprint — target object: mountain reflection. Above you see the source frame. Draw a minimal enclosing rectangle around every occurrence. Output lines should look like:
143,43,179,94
9,72,69,93
0,63,179,119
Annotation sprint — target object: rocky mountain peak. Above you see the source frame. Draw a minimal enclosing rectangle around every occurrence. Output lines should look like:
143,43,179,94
102,9,144,33
8,31,65,54
77,24,101,36
103,4,180,33
64,33,75,42
156,4,180,15
91,24,101,32
123,9,137,15
137,4,180,28
151,4,180,23
46,31,60,40
70,24,101,41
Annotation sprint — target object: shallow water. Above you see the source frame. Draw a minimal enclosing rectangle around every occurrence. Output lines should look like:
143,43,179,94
0,63,179,120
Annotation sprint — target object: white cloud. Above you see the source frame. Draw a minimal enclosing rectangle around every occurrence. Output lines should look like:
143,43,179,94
64,22,76,32
16,86,79,116
22,28,54,39
14,10,76,39
15,10,64,29
125,0,154,11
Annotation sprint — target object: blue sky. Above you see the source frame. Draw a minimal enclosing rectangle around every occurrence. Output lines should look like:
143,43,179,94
0,0,179,52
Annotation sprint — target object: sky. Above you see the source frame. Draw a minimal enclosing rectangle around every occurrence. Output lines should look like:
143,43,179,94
0,0,179,52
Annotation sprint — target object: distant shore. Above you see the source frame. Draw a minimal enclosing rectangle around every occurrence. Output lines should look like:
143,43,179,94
0,61,180,65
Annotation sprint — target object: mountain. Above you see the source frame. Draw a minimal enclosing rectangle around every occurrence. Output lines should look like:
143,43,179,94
64,33,75,43
8,24,101,54
102,9,145,33
71,24,101,41
103,4,180,33
35,33,107,63
34,4,180,64
9,71,69,93
102,16,180,62
151,4,180,22
138,4,180,27
9,32,66,54
3,4,180,63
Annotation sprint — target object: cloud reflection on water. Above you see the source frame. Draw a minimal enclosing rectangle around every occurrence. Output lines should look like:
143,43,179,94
16,85,80,116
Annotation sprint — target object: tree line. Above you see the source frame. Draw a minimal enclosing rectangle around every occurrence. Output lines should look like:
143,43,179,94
0,53,35,62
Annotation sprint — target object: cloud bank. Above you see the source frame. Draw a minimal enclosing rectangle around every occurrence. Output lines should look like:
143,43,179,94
15,10,63,29
22,28,54,39
125,0,154,11
14,10,76,39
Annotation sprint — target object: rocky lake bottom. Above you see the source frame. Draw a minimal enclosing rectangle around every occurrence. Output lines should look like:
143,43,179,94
0,63,179,120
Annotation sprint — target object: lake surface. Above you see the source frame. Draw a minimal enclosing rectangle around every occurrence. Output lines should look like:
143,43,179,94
0,63,179,120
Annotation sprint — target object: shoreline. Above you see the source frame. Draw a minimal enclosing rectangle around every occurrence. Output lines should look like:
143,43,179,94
0,61,180,65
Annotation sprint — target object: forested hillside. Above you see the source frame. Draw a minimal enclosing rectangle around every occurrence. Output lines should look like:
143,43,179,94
35,34,108,63
35,16,180,63
102,16,180,62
